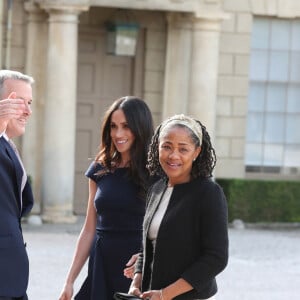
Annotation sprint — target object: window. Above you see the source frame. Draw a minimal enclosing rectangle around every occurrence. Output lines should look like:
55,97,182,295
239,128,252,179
245,17,300,174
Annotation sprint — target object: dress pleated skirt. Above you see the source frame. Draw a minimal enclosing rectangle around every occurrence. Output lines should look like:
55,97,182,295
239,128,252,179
75,230,142,300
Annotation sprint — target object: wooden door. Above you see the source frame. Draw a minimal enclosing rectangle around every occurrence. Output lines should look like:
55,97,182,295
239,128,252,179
74,29,134,214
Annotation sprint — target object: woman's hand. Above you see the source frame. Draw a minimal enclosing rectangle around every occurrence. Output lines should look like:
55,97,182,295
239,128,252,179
141,290,162,300
129,286,142,297
128,273,143,297
124,253,139,279
58,282,73,300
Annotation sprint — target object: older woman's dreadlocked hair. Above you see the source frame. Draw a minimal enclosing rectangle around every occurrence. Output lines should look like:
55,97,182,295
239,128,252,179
193,120,217,178
147,117,217,180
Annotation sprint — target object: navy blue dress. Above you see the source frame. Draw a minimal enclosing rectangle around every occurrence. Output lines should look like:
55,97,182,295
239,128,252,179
75,162,145,300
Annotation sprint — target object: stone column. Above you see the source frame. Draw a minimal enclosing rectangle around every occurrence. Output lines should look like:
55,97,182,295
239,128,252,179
23,2,48,214
162,13,193,119
40,5,87,223
187,16,223,140
163,10,224,140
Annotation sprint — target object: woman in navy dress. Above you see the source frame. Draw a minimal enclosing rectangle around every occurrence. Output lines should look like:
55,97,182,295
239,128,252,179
59,96,154,300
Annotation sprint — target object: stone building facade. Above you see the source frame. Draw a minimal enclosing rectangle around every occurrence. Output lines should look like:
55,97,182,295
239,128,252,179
1,0,299,221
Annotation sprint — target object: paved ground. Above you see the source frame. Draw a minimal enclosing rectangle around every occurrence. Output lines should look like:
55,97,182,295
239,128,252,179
22,218,300,300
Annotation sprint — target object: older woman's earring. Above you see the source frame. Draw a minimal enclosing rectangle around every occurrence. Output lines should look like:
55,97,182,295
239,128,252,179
193,157,196,162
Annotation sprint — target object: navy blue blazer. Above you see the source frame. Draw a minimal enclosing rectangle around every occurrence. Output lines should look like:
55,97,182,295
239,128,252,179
0,136,34,298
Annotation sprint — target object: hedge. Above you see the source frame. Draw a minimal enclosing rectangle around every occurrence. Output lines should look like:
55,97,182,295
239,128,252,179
216,178,300,223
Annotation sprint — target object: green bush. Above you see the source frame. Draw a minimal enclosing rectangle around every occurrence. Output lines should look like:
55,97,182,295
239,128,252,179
216,178,300,222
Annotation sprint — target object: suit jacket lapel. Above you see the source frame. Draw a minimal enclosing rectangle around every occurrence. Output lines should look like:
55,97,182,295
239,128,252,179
0,137,23,209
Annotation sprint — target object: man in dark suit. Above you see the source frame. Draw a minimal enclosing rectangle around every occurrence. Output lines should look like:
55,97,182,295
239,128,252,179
0,70,35,300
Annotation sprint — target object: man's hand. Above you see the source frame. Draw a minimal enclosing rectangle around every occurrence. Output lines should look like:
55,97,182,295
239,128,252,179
0,92,26,132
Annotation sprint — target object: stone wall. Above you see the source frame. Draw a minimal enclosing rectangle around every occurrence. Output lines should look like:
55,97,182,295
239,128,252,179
215,0,300,178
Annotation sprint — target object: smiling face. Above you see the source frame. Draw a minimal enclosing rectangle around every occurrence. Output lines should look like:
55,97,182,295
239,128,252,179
4,79,33,138
158,125,201,186
110,109,135,164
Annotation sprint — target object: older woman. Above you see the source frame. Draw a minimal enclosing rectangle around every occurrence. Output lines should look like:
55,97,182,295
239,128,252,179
129,114,229,300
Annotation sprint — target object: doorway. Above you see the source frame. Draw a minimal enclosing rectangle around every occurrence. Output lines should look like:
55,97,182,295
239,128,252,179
74,28,143,214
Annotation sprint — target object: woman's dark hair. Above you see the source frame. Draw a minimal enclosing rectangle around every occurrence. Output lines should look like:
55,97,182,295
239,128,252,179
95,96,154,196
147,118,217,180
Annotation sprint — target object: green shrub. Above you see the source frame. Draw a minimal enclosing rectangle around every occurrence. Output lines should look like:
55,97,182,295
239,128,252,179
216,179,300,222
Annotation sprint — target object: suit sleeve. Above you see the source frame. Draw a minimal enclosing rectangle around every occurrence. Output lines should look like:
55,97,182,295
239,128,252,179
21,180,34,217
